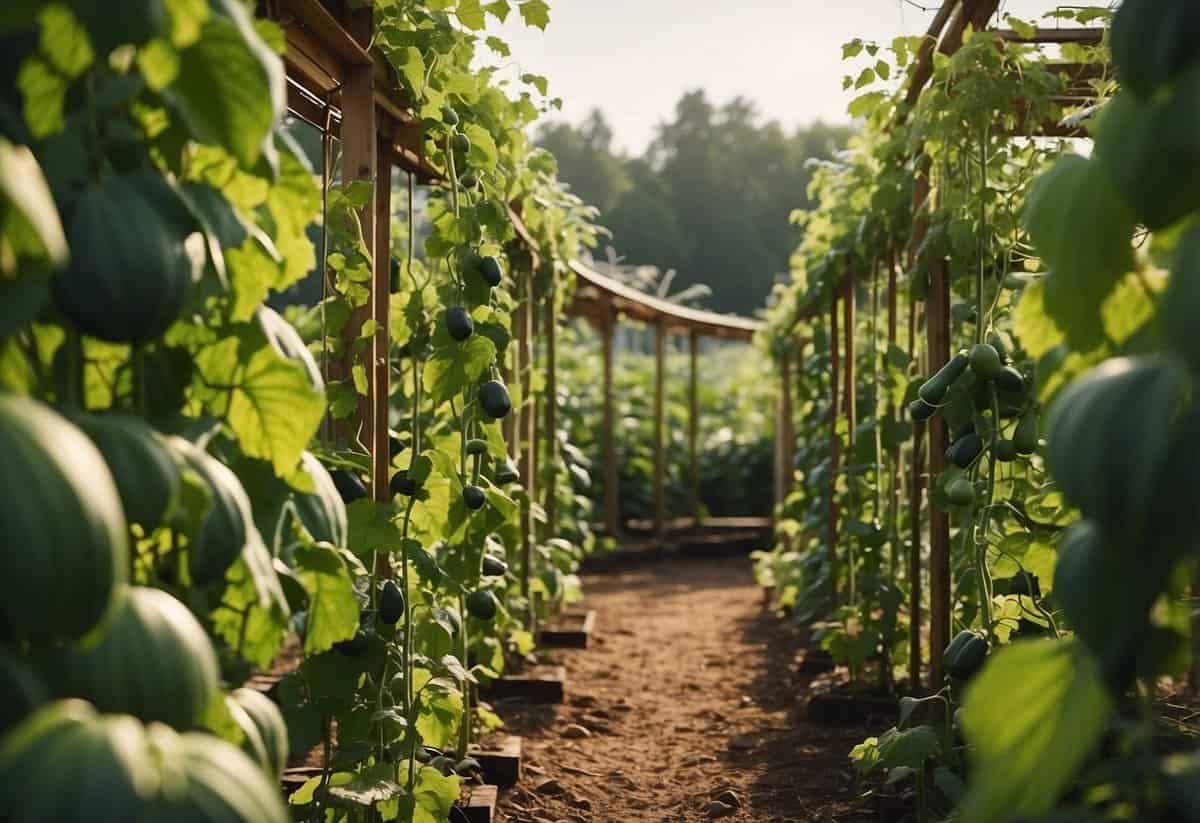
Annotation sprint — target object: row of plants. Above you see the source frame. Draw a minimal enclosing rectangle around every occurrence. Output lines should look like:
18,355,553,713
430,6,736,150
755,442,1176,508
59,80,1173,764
757,2,1200,820
0,1,604,821
556,322,775,525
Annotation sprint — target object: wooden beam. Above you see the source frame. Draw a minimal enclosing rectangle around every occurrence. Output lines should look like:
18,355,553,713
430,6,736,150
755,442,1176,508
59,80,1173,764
990,26,1104,44
904,1,961,107
602,306,619,537
689,330,702,525
654,319,667,540
278,0,371,65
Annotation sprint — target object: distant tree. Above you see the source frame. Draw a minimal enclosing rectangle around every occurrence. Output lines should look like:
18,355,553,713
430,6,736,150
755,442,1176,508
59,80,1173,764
534,109,630,212
536,94,853,315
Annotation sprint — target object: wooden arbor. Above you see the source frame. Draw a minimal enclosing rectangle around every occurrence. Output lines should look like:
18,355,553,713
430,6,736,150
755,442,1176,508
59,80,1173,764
565,260,764,540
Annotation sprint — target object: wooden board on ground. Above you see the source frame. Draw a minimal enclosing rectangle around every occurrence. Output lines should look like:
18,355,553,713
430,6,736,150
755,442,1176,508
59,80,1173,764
457,784,497,823
482,665,566,704
469,734,522,788
806,692,896,726
538,609,596,649
798,648,835,674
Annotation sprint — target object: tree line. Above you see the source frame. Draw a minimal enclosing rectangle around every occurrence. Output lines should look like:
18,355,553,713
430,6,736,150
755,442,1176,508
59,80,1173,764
536,91,853,316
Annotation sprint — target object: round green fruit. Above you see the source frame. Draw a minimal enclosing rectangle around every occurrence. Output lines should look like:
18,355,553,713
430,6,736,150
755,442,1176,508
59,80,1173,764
391,470,419,497
452,132,470,153
228,688,289,780
379,580,406,626
463,485,486,511
994,439,1018,462
479,256,503,287
0,700,289,822
37,586,221,731
441,106,459,126
446,306,474,342
465,590,498,622
995,366,1025,395
0,652,46,734
52,173,197,344
944,630,989,681
945,476,975,507
293,452,348,548
167,438,255,585
909,398,937,422
0,394,127,646
331,468,368,504
968,343,1005,380
494,460,520,485
466,438,488,456
478,380,512,420
481,555,508,577
75,412,179,531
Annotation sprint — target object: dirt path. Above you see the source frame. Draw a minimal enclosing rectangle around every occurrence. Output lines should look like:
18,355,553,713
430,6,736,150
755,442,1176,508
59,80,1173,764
491,554,871,822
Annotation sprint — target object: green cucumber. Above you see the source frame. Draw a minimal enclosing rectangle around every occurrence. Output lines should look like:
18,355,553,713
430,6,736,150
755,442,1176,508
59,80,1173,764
946,476,975,507
1013,412,1039,455
996,366,1025,395
909,399,937,422
946,433,984,469
918,352,969,404
969,343,1005,380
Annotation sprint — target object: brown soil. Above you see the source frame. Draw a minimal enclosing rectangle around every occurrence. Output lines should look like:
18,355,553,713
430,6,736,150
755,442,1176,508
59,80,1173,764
490,554,876,823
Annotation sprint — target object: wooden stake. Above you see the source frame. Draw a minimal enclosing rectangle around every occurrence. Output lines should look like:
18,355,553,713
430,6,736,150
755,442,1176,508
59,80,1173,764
602,305,619,537
689,330,702,525
654,319,666,540
543,270,558,541
829,291,841,604
842,275,857,604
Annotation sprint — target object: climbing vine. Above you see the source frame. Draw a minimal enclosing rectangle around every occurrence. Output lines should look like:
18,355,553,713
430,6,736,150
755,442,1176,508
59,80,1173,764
0,0,605,821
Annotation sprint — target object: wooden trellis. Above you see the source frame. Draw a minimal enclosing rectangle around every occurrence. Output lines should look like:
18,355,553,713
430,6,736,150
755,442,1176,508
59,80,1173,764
775,0,1107,690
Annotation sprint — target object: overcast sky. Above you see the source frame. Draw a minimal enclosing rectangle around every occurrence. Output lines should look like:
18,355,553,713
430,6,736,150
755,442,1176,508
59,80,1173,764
487,1,1079,154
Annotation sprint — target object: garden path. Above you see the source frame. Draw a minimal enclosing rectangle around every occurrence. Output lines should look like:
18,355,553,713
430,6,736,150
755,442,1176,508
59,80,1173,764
493,554,870,822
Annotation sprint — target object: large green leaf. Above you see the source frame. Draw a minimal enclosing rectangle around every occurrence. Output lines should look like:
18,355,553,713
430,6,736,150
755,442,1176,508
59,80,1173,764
162,1,283,168
194,334,325,478
959,638,1112,822
422,336,496,407
1024,155,1136,350
292,543,359,655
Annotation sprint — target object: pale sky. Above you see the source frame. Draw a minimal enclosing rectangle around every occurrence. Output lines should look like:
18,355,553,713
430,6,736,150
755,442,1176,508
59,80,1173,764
487,0,1079,154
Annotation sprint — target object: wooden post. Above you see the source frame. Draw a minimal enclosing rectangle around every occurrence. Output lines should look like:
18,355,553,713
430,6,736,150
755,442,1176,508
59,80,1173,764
370,129,393,510
602,305,619,536
842,274,857,604
779,348,795,506
887,242,900,535
829,291,841,603
654,319,666,539
910,418,926,692
338,11,377,461
926,247,952,687
543,271,558,540
688,330,701,525
517,260,535,616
